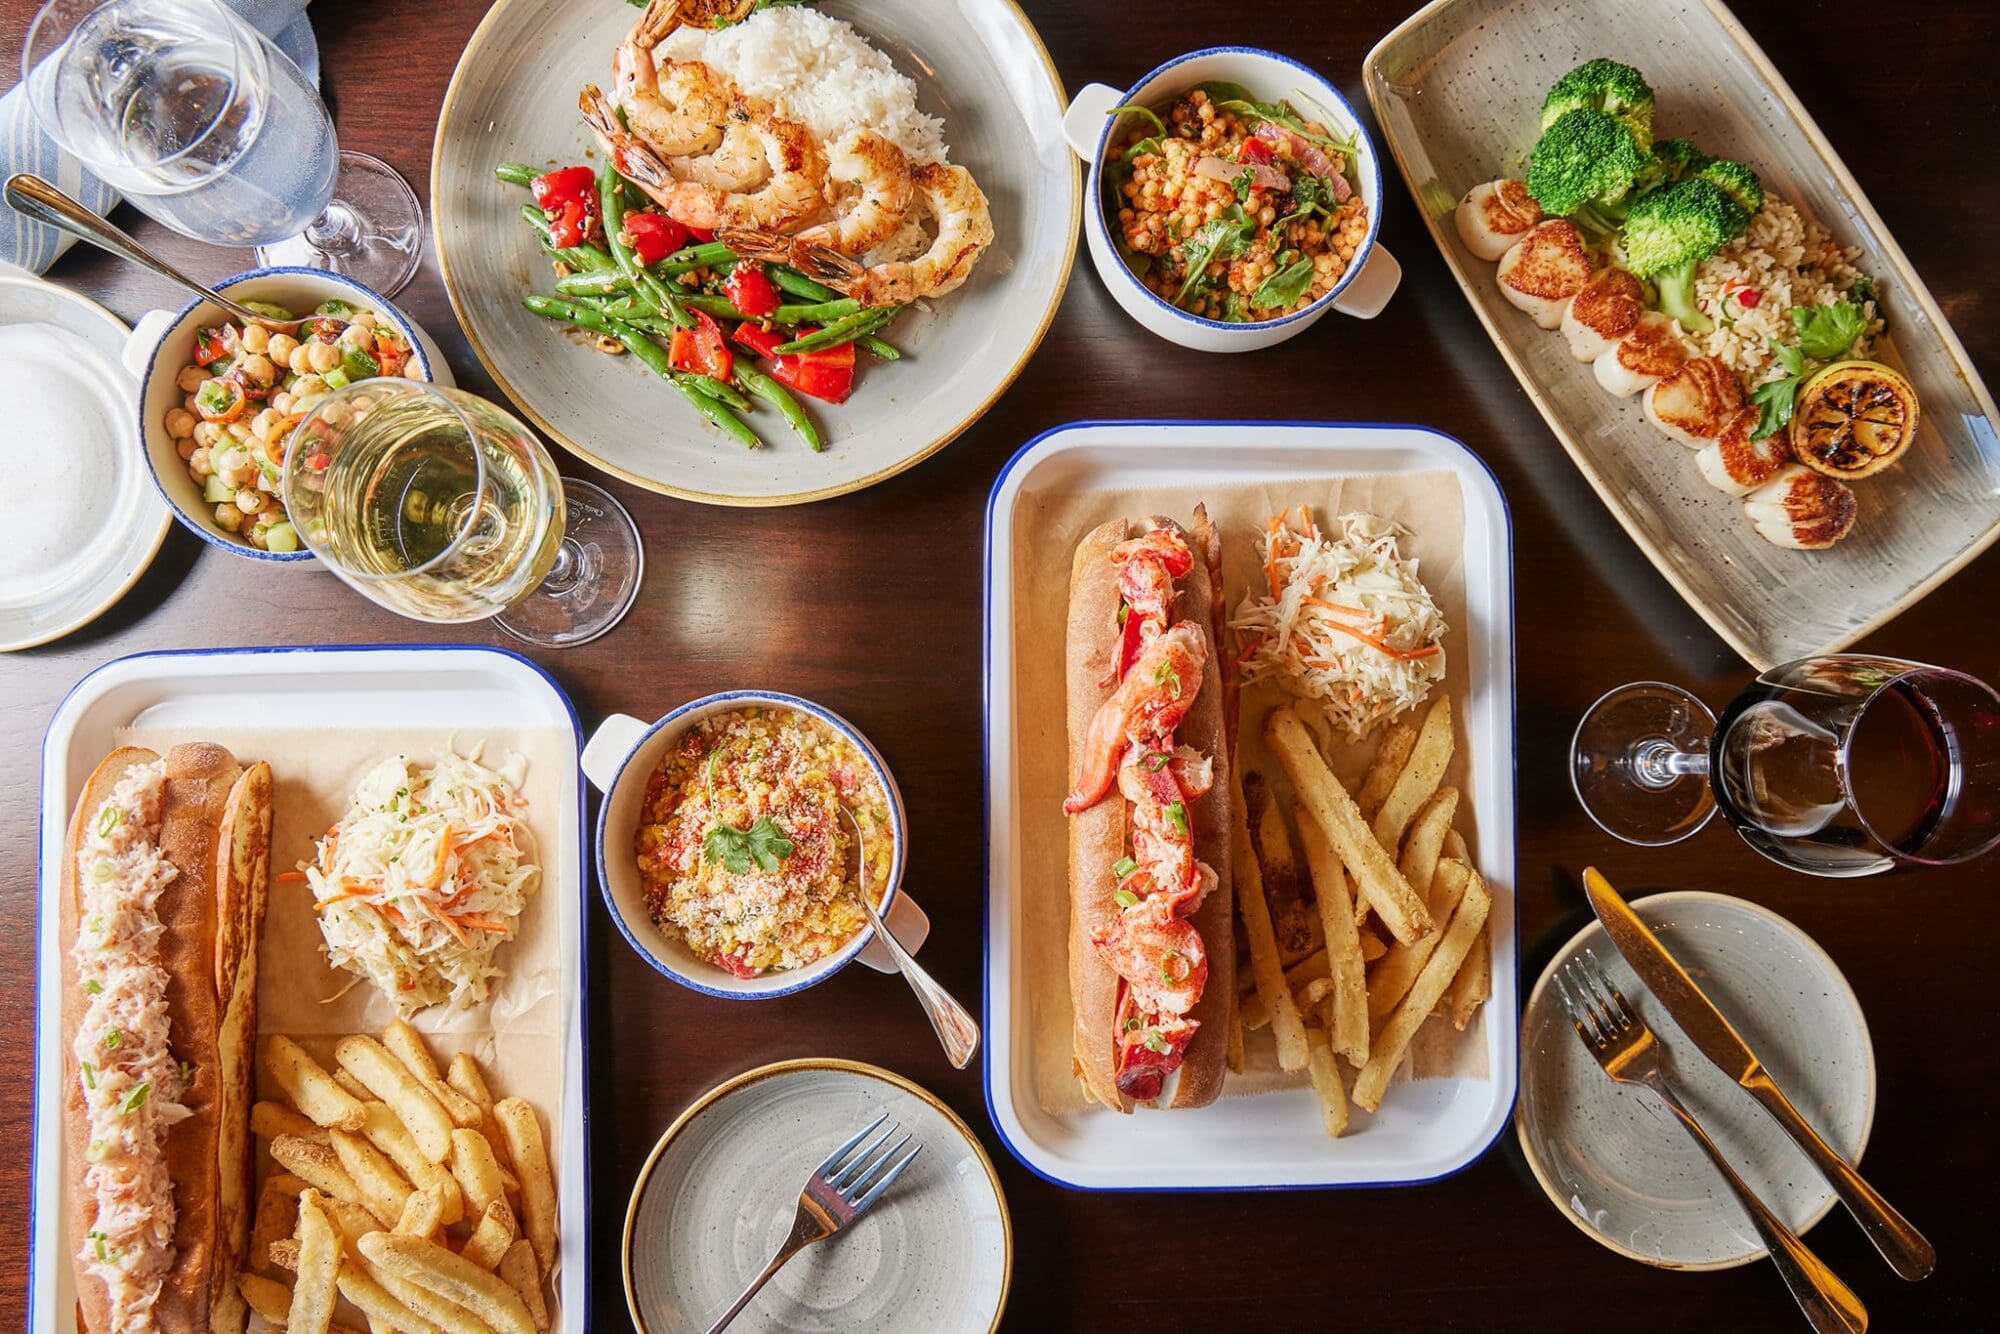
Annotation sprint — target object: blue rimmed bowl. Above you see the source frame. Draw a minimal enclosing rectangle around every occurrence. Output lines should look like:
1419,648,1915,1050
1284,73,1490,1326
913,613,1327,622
581,691,930,999
123,266,451,562
1061,46,1401,352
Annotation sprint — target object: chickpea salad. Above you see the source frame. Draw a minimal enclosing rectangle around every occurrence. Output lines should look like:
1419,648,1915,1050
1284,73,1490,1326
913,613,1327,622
1105,84,1368,323
164,299,425,551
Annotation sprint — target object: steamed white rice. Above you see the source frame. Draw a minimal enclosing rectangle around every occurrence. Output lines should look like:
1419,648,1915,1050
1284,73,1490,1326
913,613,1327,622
1689,193,1881,385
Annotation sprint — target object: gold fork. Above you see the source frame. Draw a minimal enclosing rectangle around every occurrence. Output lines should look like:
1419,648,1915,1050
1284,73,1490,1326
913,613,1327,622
1558,951,1868,1333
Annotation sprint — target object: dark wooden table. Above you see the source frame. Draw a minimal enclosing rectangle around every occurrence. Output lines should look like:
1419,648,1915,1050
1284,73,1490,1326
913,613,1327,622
5,1,1996,1329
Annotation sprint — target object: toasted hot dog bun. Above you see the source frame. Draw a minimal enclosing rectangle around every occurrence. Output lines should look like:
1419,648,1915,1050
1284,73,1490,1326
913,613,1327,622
1064,514,1235,1112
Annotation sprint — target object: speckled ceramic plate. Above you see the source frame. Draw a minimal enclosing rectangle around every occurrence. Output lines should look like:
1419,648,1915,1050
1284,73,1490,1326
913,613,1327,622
624,1059,1010,1331
1516,891,1874,1270
1366,0,2000,667
431,0,1077,506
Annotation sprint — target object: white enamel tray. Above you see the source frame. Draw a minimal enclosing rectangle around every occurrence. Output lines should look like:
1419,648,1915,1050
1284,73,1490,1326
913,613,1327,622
31,647,591,1328
983,421,1518,1190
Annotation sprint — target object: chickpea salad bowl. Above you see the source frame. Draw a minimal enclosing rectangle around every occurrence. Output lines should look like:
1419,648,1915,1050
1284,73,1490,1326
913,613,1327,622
128,268,444,561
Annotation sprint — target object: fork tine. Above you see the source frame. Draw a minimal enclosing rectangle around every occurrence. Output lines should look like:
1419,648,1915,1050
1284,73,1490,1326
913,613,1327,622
812,1110,889,1178
847,1142,922,1214
1559,961,1605,1044
1584,949,1641,1029
1578,950,1627,1030
825,1122,900,1191
841,1131,912,1200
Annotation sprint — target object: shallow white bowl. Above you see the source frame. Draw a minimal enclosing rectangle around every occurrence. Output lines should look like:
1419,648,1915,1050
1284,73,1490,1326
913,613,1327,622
1061,47,1402,352
582,691,931,999
124,266,448,563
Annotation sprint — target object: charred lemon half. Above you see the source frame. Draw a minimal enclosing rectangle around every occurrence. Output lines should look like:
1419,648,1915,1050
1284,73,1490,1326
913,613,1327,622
1789,360,1919,480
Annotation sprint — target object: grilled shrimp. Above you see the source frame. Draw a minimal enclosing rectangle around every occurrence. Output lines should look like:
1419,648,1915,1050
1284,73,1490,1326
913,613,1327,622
790,129,915,258
613,3,731,157
672,120,772,192
582,87,827,232
735,162,992,306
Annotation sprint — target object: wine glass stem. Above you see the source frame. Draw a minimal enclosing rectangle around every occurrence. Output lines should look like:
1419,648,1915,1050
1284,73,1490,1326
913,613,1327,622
305,200,362,258
1631,738,1709,789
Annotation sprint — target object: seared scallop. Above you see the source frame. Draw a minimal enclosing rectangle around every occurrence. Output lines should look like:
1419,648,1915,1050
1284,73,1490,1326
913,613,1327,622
1560,267,1645,362
1744,464,1858,549
1497,220,1593,328
1456,179,1543,261
1594,312,1688,398
1644,356,1746,446
1696,409,1796,495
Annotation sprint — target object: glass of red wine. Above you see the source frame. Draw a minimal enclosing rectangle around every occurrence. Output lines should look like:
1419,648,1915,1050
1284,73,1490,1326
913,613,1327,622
1571,655,2000,876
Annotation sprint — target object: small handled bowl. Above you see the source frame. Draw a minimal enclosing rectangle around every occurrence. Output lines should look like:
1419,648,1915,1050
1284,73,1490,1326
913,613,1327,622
1062,46,1401,352
582,691,931,999
126,265,452,562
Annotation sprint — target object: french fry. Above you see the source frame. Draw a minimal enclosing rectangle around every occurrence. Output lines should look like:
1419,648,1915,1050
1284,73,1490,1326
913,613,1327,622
330,1128,414,1227
461,1198,519,1270
290,1189,341,1334
1450,924,1493,1030
336,1258,439,1334
253,1100,330,1145
445,1053,495,1113
1296,976,1336,1010
357,1232,537,1334
397,1184,446,1239
1443,828,1469,866
1304,1027,1350,1137
1371,696,1454,854
1246,774,1318,962
1296,809,1369,1067
1354,720,1416,821
360,1258,492,1334
1368,860,1472,1022
336,1035,456,1164
268,1238,299,1272
493,1098,557,1275
269,1135,365,1214
236,1272,293,1323
332,1068,370,1102
324,1198,379,1247
449,1126,509,1222
1354,874,1492,1112
499,1239,551,1332
1397,787,1459,910
1267,707,1433,944
264,1036,365,1132
265,1172,309,1196
1360,931,1386,963
250,1174,302,1273
1232,776,1309,1071
359,1101,466,1226
1239,948,1338,1030
384,1020,486,1128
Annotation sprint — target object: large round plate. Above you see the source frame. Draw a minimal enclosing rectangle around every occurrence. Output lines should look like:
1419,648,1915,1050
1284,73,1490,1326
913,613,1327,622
1516,891,1874,1270
624,1058,1010,1331
431,0,1077,505
0,276,171,651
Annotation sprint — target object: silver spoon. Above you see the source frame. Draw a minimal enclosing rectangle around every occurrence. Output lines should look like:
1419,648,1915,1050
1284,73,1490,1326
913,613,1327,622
4,172,304,332
840,807,979,1069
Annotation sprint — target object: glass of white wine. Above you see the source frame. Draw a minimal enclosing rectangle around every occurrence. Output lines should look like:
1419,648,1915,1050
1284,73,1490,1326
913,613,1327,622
282,379,642,646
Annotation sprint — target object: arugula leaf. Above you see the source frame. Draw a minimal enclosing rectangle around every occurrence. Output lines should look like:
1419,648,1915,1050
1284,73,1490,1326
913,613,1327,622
702,816,794,875
1173,204,1256,308
1251,256,1316,310
1221,291,1247,323
1230,168,1255,203
1107,103,1167,137
1791,301,1867,360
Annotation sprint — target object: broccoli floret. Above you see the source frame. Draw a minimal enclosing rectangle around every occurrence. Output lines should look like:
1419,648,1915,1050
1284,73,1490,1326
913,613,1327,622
1525,108,1649,217
1541,58,1656,150
1695,158,1764,218
1623,180,1752,331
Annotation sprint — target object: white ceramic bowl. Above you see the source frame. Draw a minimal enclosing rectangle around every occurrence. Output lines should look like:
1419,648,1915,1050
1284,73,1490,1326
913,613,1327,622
124,266,451,562
1062,47,1401,352
582,691,931,999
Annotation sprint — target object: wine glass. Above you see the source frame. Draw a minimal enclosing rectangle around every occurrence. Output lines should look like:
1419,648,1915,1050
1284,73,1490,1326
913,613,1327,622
1572,655,2000,876
22,0,423,294
281,379,643,648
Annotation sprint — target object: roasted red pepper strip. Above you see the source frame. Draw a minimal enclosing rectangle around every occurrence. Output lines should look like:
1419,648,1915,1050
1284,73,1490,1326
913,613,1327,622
731,322,856,404
530,165,598,248
622,211,689,267
722,263,781,318
669,310,735,382
1237,136,1275,166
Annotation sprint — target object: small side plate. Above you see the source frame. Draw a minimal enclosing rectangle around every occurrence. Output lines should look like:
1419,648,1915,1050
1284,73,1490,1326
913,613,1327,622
1516,890,1874,1269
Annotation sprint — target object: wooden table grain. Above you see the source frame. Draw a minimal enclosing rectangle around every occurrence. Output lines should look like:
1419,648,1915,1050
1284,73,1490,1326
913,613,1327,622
4,1,1995,1328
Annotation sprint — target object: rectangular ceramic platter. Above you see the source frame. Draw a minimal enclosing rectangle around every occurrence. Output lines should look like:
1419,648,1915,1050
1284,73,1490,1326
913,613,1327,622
1366,0,2000,668
31,647,589,1329
984,421,1518,1189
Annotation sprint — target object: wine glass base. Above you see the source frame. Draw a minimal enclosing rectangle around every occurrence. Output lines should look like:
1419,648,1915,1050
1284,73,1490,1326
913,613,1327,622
494,479,643,649
256,151,424,297
1571,682,1718,846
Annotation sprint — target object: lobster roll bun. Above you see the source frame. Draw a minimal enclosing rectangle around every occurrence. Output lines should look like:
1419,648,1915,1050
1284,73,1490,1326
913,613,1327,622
1064,508,1235,1112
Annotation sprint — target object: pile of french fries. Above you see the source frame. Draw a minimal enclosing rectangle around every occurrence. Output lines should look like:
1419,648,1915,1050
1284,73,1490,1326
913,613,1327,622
242,1022,556,1333
1231,694,1493,1136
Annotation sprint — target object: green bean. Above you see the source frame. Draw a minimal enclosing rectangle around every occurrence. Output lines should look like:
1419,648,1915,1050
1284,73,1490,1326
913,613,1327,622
521,205,617,272
662,241,737,269
599,157,693,330
736,364,822,452
673,293,750,321
772,297,861,325
554,270,632,296
772,307,895,355
768,265,841,302
495,162,538,187
673,372,751,411
857,334,901,362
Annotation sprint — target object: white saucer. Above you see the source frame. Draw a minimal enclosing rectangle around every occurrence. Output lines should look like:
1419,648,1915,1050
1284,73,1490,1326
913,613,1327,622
624,1059,1010,1332
1516,890,1875,1269
0,276,170,651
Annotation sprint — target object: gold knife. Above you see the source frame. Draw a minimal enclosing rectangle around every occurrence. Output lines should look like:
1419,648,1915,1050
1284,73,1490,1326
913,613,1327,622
1582,867,1935,1281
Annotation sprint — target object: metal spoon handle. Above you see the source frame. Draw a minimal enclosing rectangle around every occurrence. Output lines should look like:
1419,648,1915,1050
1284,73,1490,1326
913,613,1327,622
4,172,266,324
865,903,980,1069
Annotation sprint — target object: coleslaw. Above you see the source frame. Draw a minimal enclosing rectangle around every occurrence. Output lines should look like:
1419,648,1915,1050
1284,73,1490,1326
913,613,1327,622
299,743,539,1014
1232,508,1448,741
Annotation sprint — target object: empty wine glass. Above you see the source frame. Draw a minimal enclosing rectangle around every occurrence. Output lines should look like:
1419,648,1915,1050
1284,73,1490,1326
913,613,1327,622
22,0,423,294
1572,655,2000,877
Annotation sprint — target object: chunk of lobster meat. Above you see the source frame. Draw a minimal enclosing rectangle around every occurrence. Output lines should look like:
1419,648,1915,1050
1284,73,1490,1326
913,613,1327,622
1111,526,1193,627
1114,1001,1198,1103
1092,893,1209,1018
1063,622,1209,813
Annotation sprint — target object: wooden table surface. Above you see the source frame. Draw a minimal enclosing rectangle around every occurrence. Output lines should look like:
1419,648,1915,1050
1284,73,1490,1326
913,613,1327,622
4,1,1996,1328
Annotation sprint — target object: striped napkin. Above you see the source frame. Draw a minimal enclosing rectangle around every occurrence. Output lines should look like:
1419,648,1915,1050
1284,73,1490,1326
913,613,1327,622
0,0,321,273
